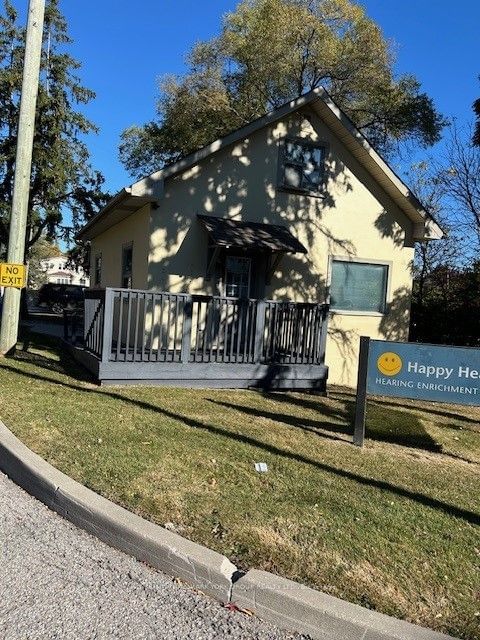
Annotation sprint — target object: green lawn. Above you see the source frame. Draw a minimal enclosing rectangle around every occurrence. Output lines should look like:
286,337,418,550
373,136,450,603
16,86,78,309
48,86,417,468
1,332,479,639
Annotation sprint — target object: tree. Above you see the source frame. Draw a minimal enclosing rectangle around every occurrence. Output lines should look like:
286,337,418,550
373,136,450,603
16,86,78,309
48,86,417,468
120,0,445,177
473,96,480,146
27,235,61,289
408,153,480,348
411,262,480,347
0,0,109,261
438,124,480,260
406,162,459,317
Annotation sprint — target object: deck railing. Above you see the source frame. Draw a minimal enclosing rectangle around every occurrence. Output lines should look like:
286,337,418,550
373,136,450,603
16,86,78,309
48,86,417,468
83,289,106,358
80,288,329,366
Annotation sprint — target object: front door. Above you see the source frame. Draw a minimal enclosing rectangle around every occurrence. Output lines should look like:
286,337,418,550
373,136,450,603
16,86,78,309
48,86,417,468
224,256,251,298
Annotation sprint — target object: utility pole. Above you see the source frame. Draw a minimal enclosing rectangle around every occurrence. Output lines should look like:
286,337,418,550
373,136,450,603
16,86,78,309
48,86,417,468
0,0,45,355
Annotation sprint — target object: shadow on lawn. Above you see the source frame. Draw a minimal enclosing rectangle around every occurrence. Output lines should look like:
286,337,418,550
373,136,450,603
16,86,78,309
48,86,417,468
2,345,479,527
333,390,480,430
19,329,96,384
247,391,444,453
208,399,351,444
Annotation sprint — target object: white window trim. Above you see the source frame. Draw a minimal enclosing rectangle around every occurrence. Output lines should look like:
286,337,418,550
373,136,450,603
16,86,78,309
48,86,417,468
327,255,393,317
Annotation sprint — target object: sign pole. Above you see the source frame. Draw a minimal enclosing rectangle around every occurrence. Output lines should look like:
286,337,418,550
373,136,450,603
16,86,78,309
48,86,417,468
0,0,45,355
353,336,370,447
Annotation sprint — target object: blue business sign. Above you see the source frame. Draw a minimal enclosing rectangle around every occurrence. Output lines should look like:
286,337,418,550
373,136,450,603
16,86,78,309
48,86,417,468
366,340,480,406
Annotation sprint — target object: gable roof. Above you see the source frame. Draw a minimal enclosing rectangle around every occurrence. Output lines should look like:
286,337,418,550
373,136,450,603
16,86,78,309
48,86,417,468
78,87,443,242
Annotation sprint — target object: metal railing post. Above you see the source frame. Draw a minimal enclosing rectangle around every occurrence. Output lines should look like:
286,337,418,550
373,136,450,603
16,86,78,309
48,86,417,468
83,296,90,346
180,296,193,363
318,304,330,364
253,299,266,363
101,288,114,363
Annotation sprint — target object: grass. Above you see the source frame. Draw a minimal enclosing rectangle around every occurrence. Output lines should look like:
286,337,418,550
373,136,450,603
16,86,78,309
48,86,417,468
0,331,479,639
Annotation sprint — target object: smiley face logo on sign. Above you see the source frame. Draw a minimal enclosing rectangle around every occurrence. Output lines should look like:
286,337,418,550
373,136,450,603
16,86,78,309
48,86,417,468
377,352,403,376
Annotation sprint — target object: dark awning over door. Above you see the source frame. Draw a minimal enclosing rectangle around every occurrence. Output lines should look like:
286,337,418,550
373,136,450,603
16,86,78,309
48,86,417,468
197,214,307,254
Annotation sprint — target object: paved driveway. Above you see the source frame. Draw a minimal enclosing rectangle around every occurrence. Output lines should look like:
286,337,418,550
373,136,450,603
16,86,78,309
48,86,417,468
0,472,304,639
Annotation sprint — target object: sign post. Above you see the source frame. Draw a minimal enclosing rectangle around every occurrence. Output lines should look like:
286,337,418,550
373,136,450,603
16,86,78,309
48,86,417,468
353,336,370,447
0,0,45,355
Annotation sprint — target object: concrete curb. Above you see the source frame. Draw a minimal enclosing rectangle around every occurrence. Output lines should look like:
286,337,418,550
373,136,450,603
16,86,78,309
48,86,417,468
0,420,457,640
232,570,456,640
0,420,236,602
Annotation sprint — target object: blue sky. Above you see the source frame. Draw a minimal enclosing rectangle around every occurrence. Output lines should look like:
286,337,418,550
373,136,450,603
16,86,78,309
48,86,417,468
54,0,479,194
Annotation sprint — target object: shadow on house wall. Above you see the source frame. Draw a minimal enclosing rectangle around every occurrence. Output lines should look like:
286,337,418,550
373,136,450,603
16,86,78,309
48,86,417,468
138,108,415,382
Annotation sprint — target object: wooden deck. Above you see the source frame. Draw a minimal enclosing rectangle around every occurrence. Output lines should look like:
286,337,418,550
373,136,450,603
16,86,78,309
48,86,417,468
66,288,329,390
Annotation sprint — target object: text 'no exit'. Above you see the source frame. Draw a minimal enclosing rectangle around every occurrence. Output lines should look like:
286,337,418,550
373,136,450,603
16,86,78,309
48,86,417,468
0,263,27,288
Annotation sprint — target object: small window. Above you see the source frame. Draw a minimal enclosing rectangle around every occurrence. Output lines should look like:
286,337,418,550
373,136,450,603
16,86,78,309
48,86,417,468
225,256,251,298
330,260,388,313
79,278,86,286
94,254,102,286
280,138,325,193
121,244,133,289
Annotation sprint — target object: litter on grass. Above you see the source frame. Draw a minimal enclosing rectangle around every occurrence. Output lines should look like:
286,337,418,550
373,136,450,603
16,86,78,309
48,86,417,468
254,462,268,473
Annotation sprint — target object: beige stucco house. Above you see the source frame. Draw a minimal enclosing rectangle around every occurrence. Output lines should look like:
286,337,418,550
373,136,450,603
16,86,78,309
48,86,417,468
77,88,442,388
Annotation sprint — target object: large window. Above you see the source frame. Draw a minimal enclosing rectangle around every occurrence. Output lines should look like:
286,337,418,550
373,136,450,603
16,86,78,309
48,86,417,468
224,256,251,298
279,138,326,194
121,243,133,289
330,260,389,313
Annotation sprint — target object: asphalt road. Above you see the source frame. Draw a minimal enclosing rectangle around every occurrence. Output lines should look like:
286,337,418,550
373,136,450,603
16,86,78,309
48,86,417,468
0,471,305,640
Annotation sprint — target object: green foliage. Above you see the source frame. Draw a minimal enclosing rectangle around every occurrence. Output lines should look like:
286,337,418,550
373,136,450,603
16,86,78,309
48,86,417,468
66,241,89,276
27,235,61,289
411,261,480,347
0,0,109,258
120,0,445,177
